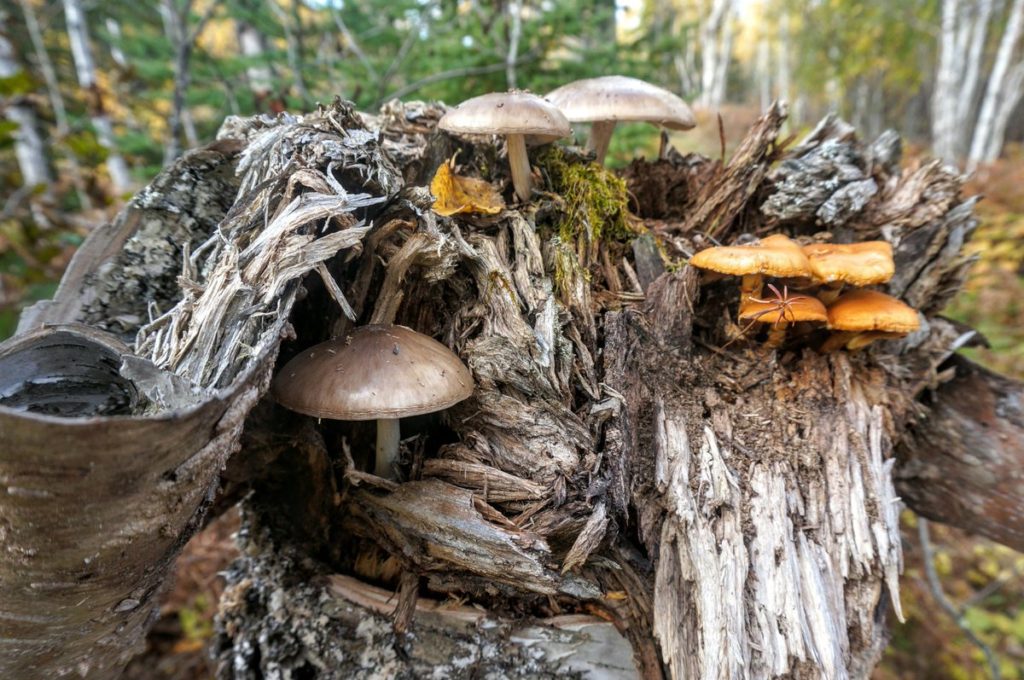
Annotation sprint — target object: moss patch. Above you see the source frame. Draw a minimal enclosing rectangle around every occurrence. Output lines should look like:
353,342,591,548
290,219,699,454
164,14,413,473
537,146,635,244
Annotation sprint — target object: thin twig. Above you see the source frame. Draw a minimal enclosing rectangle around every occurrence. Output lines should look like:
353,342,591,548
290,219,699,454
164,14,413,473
378,54,538,105
918,518,1001,680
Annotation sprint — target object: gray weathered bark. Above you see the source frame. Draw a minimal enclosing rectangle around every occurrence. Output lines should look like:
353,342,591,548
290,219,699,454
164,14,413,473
2,99,1012,679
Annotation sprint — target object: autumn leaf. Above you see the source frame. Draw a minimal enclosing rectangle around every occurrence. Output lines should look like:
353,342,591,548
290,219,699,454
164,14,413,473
430,159,504,217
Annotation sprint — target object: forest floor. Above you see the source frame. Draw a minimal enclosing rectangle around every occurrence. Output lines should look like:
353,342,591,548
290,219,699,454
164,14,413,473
2,106,1022,679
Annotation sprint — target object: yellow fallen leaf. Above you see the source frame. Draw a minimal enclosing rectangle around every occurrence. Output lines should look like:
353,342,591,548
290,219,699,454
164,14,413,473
430,159,505,217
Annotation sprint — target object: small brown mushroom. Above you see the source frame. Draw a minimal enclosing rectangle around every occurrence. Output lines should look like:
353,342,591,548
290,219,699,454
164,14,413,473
545,76,695,165
272,325,473,478
689,234,813,303
438,91,570,203
822,289,920,352
802,241,895,304
739,290,828,348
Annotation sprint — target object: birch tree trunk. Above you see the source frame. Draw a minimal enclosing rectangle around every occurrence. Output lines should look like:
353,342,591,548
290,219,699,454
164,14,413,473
967,0,1024,167
697,0,735,109
2,101,1014,679
159,0,213,166
235,7,274,109
61,0,132,194
17,0,91,207
0,29,52,188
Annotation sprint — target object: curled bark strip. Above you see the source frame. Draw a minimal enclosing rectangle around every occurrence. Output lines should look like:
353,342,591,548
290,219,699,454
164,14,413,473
897,355,1024,552
0,324,267,679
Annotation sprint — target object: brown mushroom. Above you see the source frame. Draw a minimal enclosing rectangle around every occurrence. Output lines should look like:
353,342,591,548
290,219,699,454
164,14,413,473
272,325,473,478
545,76,696,165
689,234,813,303
438,91,570,203
822,289,920,351
739,289,828,348
803,241,895,304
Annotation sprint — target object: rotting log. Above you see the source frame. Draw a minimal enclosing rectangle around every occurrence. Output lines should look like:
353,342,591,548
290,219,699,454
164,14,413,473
0,98,1015,679
896,354,1024,552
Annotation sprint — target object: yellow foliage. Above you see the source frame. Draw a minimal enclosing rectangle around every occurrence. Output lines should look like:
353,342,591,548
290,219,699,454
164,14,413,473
429,158,505,217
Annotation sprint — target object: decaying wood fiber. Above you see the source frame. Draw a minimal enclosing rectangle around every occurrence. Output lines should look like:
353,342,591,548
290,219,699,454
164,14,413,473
1,96,1000,680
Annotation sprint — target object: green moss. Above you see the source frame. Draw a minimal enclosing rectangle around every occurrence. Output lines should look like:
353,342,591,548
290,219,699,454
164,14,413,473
178,594,214,642
536,146,634,245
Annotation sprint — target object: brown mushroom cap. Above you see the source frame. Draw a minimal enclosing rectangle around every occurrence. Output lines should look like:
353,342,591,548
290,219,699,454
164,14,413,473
739,294,828,325
438,91,571,143
826,290,920,334
803,241,895,286
545,76,696,130
272,325,473,420
689,234,812,279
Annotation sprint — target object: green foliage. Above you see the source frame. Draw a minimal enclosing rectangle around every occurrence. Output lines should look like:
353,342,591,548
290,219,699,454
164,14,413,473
0,70,36,97
0,120,19,151
177,594,214,643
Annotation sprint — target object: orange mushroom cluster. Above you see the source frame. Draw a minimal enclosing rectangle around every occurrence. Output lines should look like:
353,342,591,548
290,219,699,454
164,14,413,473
689,235,921,351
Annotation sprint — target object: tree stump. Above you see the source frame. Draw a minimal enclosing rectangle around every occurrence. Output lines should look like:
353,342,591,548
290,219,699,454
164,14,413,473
3,100,1021,679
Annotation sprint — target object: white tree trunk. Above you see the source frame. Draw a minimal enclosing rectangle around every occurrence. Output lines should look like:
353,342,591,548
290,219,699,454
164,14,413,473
0,30,52,187
932,0,962,161
237,20,273,101
756,32,771,112
697,0,735,109
62,0,132,193
968,0,1024,166
18,0,91,207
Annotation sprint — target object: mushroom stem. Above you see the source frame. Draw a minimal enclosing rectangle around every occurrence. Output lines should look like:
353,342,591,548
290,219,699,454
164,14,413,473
740,274,764,302
821,331,856,353
588,120,617,165
817,283,843,305
765,322,788,349
505,133,532,203
374,417,401,478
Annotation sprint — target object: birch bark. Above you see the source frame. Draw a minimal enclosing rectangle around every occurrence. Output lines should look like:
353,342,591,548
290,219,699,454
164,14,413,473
968,0,1024,166
61,0,132,193
0,27,52,187
697,0,736,109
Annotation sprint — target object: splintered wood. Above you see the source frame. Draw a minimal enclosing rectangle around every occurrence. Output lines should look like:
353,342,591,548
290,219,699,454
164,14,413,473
5,97,983,680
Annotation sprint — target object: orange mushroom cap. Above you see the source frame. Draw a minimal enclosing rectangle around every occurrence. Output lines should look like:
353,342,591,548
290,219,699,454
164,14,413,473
739,293,828,325
802,241,895,286
826,289,920,334
689,234,812,279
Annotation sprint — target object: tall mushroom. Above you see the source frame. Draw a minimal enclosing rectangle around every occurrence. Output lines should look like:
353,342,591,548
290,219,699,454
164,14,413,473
438,91,570,203
822,289,921,351
545,76,696,165
802,241,895,304
272,325,473,479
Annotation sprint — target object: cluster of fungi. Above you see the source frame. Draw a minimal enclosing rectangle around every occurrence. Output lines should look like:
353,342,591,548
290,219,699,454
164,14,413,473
690,234,920,350
272,75,919,480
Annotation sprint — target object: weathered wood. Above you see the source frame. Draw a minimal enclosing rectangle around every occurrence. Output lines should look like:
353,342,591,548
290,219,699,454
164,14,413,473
4,97,1000,680
1,102,401,678
896,355,1024,552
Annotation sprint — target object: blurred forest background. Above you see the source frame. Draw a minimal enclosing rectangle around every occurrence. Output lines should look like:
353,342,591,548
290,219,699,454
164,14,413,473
1,0,1022,678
